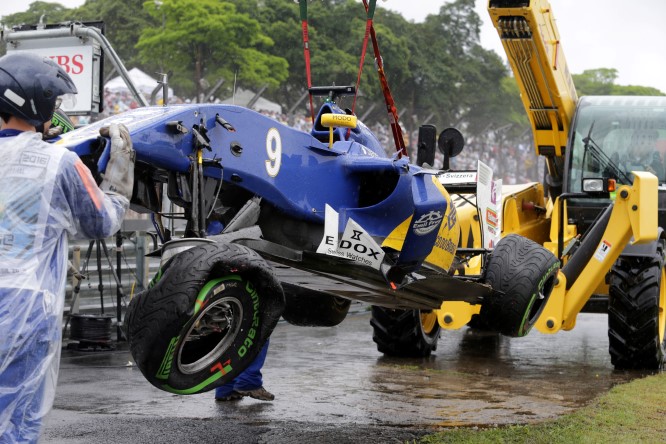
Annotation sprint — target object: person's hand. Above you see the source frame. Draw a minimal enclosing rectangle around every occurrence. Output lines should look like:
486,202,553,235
43,125,63,140
99,122,132,154
99,123,135,200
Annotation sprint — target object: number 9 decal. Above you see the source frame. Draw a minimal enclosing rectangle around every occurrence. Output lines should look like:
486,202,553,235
265,128,282,177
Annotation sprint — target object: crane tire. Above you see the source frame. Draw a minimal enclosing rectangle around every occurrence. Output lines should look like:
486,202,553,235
608,240,666,370
370,306,440,357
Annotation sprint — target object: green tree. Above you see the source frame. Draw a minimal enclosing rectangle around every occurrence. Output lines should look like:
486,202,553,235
136,0,288,101
393,0,513,148
0,0,154,77
573,68,665,96
612,84,664,96
573,68,618,95
74,0,155,73
230,0,412,122
0,1,77,56
0,1,72,29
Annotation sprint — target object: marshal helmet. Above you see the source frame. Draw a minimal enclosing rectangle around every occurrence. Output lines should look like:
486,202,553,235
0,52,77,127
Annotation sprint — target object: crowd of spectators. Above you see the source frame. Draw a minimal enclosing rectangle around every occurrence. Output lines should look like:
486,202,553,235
447,142,543,185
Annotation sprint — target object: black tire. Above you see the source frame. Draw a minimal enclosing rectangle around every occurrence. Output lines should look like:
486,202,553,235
281,284,351,327
370,306,440,357
125,242,285,394
608,242,666,370
479,234,559,337
466,312,494,331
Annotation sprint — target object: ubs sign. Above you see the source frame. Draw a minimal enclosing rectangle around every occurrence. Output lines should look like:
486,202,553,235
7,31,103,115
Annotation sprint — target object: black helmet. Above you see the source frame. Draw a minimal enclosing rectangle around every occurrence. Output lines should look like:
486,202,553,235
0,52,77,127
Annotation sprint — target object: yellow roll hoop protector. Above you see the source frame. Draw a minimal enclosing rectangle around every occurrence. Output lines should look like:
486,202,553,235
536,171,659,334
320,113,358,148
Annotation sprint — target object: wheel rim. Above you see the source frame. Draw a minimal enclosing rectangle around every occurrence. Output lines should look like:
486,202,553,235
658,267,666,344
420,311,438,336
177,296,243,374
529,274,556,323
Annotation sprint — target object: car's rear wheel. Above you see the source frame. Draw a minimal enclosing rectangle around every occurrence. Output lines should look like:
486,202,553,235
370,307,440,357
281,285,351,327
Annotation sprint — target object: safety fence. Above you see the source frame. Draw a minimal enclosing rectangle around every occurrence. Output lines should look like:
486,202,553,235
64,231,160,320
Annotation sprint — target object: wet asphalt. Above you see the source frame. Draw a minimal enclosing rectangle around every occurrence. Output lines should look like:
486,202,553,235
41,309,648,443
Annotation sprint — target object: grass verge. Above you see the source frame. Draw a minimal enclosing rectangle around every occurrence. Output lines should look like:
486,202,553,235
419,371,666,443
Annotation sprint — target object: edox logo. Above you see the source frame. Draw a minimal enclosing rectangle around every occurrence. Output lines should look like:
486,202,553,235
413,210,443,235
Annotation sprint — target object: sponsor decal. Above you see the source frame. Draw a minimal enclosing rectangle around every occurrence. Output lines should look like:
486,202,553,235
330,114,355,123
477,160,502,248
317,205,385,269
434,235,456,255
490,180,499,205
413,210,444,236
439,171,477,185
486,208,498,229
447,205,457,230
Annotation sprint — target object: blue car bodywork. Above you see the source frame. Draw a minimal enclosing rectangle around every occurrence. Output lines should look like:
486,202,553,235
57,100,490,309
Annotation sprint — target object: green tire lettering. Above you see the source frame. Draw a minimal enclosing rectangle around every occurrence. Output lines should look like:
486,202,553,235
156,336,179,380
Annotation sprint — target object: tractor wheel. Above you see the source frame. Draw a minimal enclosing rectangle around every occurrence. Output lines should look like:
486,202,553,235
370,306,440,357
281,284,351,327
479,234,559,337
608,241,666,370
125,242,284,394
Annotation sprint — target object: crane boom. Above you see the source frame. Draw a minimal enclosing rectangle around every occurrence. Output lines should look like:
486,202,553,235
488,0,577,159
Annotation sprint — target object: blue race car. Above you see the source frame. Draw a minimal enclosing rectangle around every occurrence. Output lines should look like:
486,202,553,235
57,86,558,394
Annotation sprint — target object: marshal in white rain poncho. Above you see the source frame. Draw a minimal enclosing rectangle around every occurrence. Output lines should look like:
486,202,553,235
0,130,129,443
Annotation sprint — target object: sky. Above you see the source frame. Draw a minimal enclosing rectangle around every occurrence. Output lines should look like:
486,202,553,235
1,0,665,93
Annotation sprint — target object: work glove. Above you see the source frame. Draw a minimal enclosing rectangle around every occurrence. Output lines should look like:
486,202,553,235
43,125,63,140
99,123,135,200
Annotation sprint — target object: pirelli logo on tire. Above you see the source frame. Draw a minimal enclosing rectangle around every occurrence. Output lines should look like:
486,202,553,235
156,336,179,380
238,281,260,358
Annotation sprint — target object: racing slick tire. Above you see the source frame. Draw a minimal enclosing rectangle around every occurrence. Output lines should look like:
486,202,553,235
479,234,559,337
125,242,285,394
281,285,352,327
370,307,440,357
608,241,666,370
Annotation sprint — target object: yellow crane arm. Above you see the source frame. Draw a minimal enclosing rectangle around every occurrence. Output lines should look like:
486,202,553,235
488,0,578,157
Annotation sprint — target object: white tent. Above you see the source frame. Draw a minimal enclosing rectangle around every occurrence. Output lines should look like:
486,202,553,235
221,88,282,114
105,67,173,98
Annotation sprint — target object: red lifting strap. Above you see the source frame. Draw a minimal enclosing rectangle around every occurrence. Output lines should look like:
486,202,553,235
300,0,315,124
358,0,407,157
300,0,406,157
350,5,373,117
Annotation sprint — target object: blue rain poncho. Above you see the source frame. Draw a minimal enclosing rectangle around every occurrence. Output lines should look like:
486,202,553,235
0,130,128,443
